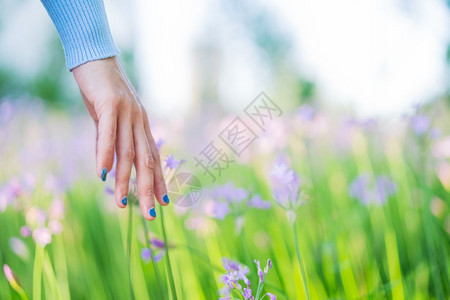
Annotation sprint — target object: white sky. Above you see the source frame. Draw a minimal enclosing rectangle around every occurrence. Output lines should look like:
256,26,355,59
132,0,450,117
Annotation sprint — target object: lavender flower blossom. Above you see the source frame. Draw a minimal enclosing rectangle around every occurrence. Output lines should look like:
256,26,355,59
411,115,430,135
32,227,52,247
243,287,254,299
248,195,271,209
9,237,29,259
3,264,17,287
219,258,275,300
49,220,63,234
298,105,315,122
141,248,152,262
20,226,31,238
165,154,181,169
0,178,22,211
349,173,397,205
270,159,301,209
156,138,164,151
104,186,114,195
254,260,264,283
212,183,248,203
212,201,230,220
141,237,168,263
0,100,14,124
150,238,166,249
207,183,270,222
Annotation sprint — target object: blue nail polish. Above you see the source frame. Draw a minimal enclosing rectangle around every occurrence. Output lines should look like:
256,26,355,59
163,194,170,204
101,168,107,182
121,197,127,206
149,208,156,218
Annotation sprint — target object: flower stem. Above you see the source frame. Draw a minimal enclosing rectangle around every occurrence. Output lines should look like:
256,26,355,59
160,206,178,300
33,245,44,300
127,205,135,300
293,220,310,300
255,273,266,300
141,215,165,299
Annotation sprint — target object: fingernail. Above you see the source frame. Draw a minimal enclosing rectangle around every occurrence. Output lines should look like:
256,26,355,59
121,197,127,206
149,208,156,218
163,194,170,204
101,168,107,182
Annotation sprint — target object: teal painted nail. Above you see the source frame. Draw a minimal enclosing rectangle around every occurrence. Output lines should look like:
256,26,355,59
121,197,127,206
101,168,107,182
149,208,156,218
163,194,170,204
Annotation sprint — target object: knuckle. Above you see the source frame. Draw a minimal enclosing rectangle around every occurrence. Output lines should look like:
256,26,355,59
153,152,161,166
108,91,124,107
117,176,130,187
143,154,155,171
133,108,143,121
124,147,136,162
99,127,116,140
140,186,154,198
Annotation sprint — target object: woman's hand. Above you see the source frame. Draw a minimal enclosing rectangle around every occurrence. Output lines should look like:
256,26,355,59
72,57,169,220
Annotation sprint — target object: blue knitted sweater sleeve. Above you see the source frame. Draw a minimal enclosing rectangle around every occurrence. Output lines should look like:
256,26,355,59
41,0,120,71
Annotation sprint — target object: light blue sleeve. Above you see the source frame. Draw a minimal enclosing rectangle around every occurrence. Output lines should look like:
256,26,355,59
41,0,120,71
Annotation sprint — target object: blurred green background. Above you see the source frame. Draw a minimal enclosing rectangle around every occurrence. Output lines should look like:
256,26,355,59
0,0,450,299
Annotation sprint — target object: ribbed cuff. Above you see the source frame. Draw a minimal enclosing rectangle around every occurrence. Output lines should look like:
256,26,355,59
41,0,120,71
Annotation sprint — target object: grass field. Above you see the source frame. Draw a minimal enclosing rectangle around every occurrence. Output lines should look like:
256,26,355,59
0,99,449,299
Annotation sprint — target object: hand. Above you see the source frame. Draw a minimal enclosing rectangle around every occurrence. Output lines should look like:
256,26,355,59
72,57,169,220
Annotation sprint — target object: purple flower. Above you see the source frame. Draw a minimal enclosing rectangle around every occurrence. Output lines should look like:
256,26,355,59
142,238,167,263
248,195,271,209
150,238,166,249
32,227,52,247
220,258,275,300
349,174,371,204
20,226,31,238
298,105,315,122
243,287,254,299
270,159,301,208
375,176,397,204
349,174,396,205
0,178,22,210
264,259,272,273
265,292,277,300
49,198,65,220
212,201,230,220
26,207,47,227
156,138,164,151
212,183,248,203
49,220,63,234
254,260,264,283
165,154,181,169
411,115,430,135
9,237,29,259
3,264,16,285
223,273,239,289
141,248,152,262
0,100,14,123
153,252,164,262
222,258,249,277
104,186,114,195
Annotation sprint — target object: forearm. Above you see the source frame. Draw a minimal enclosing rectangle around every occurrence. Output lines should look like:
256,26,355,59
41,0,119,71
